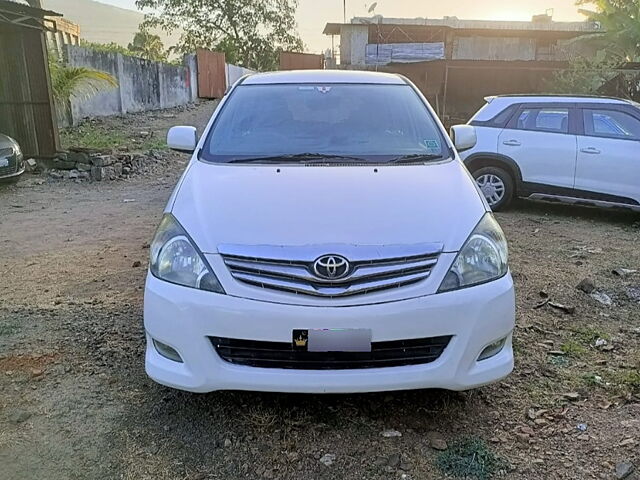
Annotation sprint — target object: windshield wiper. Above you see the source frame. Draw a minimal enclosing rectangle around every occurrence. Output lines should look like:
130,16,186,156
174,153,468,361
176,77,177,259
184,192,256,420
227,153,368,164
226,153,367,164
386,154,445,164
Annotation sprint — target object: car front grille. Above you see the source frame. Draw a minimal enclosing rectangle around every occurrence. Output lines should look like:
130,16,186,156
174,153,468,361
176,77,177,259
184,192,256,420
0,148,17,177
211,336,452,370
219,244,441,298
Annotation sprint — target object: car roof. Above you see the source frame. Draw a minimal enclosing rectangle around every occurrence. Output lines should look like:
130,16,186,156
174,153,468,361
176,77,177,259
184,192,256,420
488,94,631,105
242,70,407,85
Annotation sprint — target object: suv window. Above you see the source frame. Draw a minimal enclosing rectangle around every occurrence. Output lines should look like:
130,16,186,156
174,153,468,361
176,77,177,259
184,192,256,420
515,108,570,134
583,109,640,140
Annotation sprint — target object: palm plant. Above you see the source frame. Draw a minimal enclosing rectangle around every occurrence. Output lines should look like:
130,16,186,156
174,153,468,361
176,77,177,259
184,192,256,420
48,53,118,122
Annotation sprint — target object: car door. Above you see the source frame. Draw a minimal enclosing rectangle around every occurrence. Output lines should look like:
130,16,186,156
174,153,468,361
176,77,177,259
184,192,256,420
498,104,578,189
575,106,640,205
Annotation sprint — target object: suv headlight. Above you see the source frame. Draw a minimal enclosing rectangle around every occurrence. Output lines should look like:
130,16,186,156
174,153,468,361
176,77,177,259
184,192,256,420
439,213,508,293
149,214,224,294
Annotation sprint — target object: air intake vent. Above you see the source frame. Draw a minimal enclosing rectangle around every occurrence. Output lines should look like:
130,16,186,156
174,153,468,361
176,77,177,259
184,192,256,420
211,335,452,370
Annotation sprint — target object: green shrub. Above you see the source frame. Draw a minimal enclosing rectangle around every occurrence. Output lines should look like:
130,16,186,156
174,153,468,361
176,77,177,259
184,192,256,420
436,437,507,480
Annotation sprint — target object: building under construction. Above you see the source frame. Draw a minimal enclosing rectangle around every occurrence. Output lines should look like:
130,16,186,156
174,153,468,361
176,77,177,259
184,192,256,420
324,15,609,122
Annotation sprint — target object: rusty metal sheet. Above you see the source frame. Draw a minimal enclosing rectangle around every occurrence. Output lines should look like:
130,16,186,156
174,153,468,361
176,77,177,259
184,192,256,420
196,49,227,99
0,24,59,157
279,52,324,71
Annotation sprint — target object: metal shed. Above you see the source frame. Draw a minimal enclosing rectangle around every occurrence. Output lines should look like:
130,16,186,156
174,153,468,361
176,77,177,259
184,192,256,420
0,0,61,157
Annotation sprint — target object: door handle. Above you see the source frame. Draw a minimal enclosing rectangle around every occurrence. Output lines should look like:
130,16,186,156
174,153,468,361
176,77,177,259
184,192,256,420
502,140,521,147
580,147,601,155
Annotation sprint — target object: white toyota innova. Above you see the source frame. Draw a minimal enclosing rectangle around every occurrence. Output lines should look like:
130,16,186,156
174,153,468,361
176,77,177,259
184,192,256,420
144,70,515,393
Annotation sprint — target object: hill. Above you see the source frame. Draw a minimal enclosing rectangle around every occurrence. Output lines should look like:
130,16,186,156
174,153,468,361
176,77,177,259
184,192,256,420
42,0,179,50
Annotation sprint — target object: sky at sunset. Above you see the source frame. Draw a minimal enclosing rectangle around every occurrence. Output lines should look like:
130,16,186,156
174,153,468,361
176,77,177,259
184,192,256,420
97,0,587,53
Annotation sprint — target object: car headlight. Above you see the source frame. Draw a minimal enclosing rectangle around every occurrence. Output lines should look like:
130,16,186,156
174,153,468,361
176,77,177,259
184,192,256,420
149,214,224,294
439,213,508,293
0,147,14,166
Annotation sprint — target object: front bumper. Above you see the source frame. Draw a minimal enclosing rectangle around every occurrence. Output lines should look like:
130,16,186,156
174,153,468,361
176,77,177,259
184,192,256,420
0,165,25,182
144,273,515,393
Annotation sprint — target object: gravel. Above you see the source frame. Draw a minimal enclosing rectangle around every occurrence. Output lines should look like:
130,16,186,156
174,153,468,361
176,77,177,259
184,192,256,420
1,101,639,480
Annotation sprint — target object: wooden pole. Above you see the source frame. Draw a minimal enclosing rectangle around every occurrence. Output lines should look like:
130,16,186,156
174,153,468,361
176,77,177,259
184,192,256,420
442,63,449,120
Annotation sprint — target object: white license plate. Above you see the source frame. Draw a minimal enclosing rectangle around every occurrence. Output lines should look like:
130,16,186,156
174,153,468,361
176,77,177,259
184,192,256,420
0,159,9,168
307,328,372,353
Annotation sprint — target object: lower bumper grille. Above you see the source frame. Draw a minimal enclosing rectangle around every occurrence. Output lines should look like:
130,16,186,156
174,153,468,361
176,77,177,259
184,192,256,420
0,158,18,177
210,336,452,370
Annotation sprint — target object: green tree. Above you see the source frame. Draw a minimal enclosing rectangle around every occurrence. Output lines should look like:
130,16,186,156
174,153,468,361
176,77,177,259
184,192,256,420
546,51,622,94
80,40,131,56
135,0,304,71
128,30,168,62
577,0,640,61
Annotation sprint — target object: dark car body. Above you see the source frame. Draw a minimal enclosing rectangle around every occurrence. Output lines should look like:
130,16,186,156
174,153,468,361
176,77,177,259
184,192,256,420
0,134,25,183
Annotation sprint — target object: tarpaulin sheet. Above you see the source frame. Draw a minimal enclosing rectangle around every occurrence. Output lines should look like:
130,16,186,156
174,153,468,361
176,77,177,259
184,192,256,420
365,42,445,65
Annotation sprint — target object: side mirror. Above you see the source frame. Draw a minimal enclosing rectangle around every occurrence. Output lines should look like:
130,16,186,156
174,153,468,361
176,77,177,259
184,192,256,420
450,125,477,152
167,126,198,153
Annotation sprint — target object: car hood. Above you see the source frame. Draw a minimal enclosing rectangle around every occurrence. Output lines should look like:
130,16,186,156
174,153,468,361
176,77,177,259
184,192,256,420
171,159,486,254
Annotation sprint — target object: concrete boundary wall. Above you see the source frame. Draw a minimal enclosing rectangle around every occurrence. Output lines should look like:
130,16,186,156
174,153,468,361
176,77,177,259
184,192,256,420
66,46,121,122
65,45,200,125
64,46,253,125
226,63,254,88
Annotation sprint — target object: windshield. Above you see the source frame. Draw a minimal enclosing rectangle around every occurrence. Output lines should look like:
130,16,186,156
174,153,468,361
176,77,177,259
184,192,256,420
201,83,449,164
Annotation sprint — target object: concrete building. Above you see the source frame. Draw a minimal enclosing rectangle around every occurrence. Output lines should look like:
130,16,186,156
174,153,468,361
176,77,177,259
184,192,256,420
324,15,603,121
46,15,80,56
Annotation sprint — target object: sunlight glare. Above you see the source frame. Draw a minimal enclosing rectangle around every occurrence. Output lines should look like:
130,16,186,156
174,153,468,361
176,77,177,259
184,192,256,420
488,9,536,21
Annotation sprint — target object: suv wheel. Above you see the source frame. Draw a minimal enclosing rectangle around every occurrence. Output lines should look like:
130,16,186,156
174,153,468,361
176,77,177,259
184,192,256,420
473,166,514,211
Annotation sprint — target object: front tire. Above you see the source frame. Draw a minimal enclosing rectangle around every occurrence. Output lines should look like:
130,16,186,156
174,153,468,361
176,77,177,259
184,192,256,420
473,166,514,211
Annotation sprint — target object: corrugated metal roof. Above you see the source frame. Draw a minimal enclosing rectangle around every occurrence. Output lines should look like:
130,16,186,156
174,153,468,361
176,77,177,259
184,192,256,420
355,16,602,32
324,15,602,35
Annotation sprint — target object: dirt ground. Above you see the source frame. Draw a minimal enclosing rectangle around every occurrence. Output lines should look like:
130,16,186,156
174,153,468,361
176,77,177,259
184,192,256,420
1,101,639,480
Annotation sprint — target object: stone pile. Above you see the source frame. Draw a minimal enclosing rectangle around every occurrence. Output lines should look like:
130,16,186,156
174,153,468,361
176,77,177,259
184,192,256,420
47,149,168,182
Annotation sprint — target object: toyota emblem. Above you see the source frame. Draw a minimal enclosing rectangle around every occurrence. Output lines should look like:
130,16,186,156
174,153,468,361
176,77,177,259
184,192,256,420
313,255,350,280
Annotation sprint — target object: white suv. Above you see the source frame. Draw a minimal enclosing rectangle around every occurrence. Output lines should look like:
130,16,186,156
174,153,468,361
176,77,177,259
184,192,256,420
457,95,640,211
144,71,515,394
144,71,515,393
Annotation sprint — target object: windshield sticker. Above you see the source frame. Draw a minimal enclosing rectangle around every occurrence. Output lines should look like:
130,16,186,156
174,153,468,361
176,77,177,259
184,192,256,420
316,86,332,94
298,86,315,91
424,139,440,153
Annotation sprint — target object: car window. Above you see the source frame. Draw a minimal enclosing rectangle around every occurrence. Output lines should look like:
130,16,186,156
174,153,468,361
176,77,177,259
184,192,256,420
469,102,517,127
516,108,570,133
491,104,518,126
201,84,449,163
583,109,640,140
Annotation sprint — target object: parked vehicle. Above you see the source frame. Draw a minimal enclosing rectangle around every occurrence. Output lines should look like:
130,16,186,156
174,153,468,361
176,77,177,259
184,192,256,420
0,134,25,183
457,95,640,211
144,70,515,394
